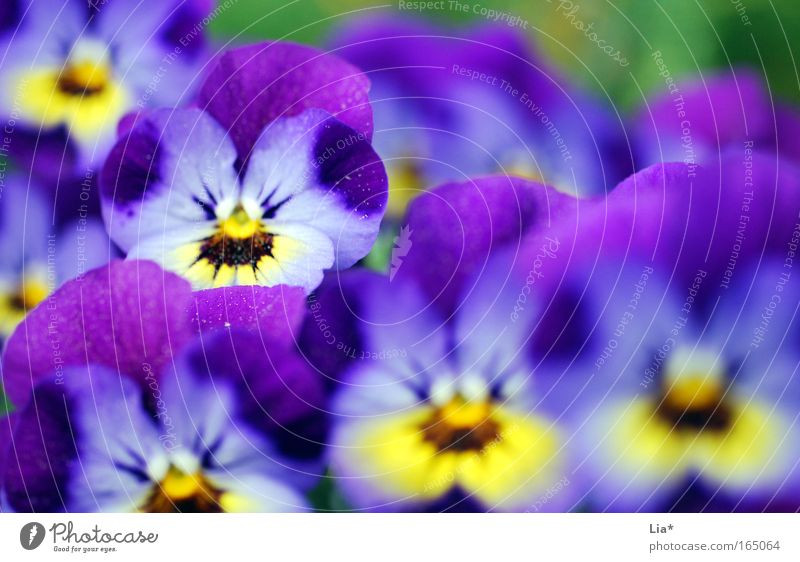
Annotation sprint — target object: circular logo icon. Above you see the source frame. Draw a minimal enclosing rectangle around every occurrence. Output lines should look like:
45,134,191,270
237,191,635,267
20,522,45,550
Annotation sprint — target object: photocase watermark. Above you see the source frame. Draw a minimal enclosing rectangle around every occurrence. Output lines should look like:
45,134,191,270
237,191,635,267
730,0,753,27
511,236,560,322
21,519,158,553
142,362,179,452
449,62,574,163
73,167,95,281
525,476,570,512
651,51,698,177
20,522,45,551
389,225,413,281
137,0,239,108
293,129,371,193
422,424,519,493
307,292,407,360
595,265,653,372
545,0,629,67
0,78,28,199
45,234,64,385
397,0,529,29
751,214,800,348
721,140,755,290
48,521,158,553
641,269,706,388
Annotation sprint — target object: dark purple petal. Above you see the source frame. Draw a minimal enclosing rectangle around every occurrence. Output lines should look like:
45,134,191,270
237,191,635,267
634,69,775,168
0,0,19,33
524,154,800,298
397,176,577,318
331,15,632,196
242,109,388,269
197,42,373,161
6,127,79,188
190,285,308,347
299,272,365,384
183,330,327,461
2,380,77,512
100,108,238,252
1,260,193,407
776,104,800,165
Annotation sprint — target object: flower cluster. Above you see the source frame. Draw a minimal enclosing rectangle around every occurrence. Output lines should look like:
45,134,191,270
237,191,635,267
0,6,797,513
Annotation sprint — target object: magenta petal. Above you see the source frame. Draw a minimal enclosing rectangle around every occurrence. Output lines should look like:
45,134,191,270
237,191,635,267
197,42,373,159
397,176,577,318
189,285,308,347
1,260,193,407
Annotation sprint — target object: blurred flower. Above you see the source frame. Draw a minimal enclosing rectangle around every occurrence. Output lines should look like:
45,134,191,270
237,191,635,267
100,42,388,292
633,69,800,170
306,176,578,511
0,173,111,341
330,16,631,223
2,359,309,512
328,265,576,512
1,260,327,512
523,159,800,511
0,0,212,176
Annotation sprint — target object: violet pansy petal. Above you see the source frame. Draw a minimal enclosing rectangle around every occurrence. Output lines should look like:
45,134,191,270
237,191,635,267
100,108,239,252
2,378,77,512
189,284,307,346
398,176,576,318
242,109,388,269
450,249,541,393
344,269,448,377
197,41,373,160
1,260,193,406
331,15,631,197
59,364,164,513
525,155,800,300
180,330,327,464
634,69,774,167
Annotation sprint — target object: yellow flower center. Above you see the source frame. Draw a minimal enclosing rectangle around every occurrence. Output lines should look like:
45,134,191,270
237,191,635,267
1,276,50,337
385,160,423,219
58,60,110,96
142,467,222,513
219,204,262,239
656,347,730,432
423,397,501,452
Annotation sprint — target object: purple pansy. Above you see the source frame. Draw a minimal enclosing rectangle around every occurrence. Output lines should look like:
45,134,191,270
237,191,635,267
1,260,326,511
301,176,579,512
633,69,800,170
100,42,388,293
0,0,212,176
301,175,576,382
2,352,311,512
0,172,112,342
521,160,800,511
329,15,631,222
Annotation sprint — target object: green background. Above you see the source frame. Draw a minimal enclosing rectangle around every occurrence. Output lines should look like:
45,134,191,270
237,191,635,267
209,0,800,110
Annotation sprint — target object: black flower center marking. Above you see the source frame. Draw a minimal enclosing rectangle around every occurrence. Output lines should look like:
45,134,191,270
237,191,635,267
141,468,223,513
654,358,732,432
194,204,274,278
57,61,108,97
422,398,502,452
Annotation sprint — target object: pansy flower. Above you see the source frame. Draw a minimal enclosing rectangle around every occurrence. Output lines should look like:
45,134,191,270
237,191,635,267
100,42,388,292
0,0,212,175
1,260,328,511
2,356,310,512
633,69,800,170
304,176,579,511
330,15,631,222
522,158,800,511
0,173,111,341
